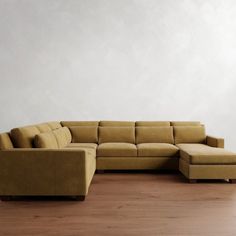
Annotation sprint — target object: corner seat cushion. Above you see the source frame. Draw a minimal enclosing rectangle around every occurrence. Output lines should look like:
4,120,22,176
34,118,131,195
97,143,137,157
66,143,97,149
177,144,236,164
137,143,179,157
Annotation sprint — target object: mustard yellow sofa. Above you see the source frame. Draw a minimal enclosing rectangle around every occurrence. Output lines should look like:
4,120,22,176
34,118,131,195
0,120,236,201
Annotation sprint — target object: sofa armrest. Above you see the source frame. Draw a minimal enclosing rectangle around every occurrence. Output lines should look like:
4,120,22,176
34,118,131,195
0,149,94,196
206,136,224,148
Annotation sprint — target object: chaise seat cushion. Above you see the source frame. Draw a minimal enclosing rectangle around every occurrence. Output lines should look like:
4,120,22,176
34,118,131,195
177,144,236,164
66,143,97,149
97,143,137,157
137,143,179,157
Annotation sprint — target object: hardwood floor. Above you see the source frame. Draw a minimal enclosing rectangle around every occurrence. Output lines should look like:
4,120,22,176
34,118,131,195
1,172,236,236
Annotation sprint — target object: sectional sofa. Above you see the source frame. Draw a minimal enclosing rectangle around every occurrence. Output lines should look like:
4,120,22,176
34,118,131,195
0,120,236,201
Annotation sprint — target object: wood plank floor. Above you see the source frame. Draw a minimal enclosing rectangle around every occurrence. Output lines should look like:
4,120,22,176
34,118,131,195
1,172,236,236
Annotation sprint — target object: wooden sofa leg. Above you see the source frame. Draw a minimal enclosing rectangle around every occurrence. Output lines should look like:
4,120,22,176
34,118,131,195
73,196,86,201
229,179,236,183
0,196,11,201
189,179,197,183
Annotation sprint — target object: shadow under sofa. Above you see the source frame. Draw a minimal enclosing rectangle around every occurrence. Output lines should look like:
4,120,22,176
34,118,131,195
0,120,236,201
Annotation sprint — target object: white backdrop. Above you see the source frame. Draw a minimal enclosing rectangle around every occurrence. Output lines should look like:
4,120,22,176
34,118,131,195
0,0,236,150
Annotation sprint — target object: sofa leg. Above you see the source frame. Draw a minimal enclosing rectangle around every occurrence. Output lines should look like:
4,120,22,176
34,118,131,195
97,170,105,174
0,196,11,201
229,179,236,183
73,196,86,201
189,179,197,183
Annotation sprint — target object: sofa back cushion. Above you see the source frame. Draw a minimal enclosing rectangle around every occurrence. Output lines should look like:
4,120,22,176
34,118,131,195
36,123,52,132
136,127,174,144
174,126,206,144
11,126,41,148
53,127,72,148
171,121,201,126
47,121,62,130
99,121,135,127
98,127,135,144
136,121,170,127
69,126,98,143
61,121,99,127
0,133,14,150
34,132,58,148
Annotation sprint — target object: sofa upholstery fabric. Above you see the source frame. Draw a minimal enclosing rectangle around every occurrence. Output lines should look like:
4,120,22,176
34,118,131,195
36,123,52,133
137,143,179,157
0,149,96,196
70,126,98,143
177,144,236,164
0,133,14,150
61,121,99,127
99,121,135,127
97,143,137,157
53,127,72,148
136,127,174,144
66,143,97,149
11,126,41,148
135,121,170,127
171,121,201,126
47,122,62,130
174,126,206,144
35,132,58,149
98,127,135,144
206,135,224,148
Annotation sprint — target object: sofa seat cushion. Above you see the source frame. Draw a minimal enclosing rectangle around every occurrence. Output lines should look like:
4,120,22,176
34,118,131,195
66,143,97,149
97,143,137,157
137,143,179,157
177,144,236,164
64,146,96,158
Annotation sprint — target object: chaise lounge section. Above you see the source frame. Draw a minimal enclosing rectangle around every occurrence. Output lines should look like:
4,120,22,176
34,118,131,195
0,120,235,201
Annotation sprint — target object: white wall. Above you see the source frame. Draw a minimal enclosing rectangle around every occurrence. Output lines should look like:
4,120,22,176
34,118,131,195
0,0,236,150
